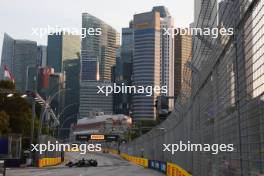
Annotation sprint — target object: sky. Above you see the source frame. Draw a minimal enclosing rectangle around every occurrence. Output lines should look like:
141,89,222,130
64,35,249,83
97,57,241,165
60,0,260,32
0,0,194,55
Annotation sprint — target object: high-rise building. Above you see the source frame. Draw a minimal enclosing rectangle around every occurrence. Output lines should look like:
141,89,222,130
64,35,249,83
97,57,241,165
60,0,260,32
112,48,122,113
37,45,47,67
152,6,174,110
174,29,192,101
121,21,134,63
112,22,134,115
0,33,37,92
79,80,113,118
132,10,161,120
46,32,80,136
47,32,80,73
63,59,80,127
0,33,14,81
80,13,119,118
81,13,119,81
81,50,99,81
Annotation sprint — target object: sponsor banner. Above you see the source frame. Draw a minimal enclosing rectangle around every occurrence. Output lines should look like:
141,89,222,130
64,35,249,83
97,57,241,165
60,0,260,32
148,160,167,173
75,134,119,142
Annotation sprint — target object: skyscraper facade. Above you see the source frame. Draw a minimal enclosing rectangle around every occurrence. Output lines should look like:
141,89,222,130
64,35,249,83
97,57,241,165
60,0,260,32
174,29,192,101
79,81,113,117
0,33,37,92
14,40,37,91
112,22,134,115
63,58,80,127
121,21,134,64
152,6,174,109
47,32,80,73
132,10,161,120
81,50,99,81
37,45,47,67
81,13,119,81
80,13,118,118
0,33,14,81
46,32,80,136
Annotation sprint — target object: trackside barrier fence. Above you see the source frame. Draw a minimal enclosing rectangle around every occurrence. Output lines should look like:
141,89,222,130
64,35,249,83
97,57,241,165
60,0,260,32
107,149,191,176
115,1,264,175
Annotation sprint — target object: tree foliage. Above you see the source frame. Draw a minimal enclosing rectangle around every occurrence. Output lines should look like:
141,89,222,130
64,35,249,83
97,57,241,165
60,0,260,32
0,80,32,137
0,111,10,135
0,80,15,90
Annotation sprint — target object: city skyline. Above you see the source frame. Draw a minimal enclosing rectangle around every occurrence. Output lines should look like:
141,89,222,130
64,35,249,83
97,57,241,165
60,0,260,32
0,0,263,175
0,0,194,59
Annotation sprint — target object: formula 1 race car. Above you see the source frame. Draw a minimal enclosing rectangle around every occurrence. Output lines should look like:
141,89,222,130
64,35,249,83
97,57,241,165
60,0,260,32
66,158,98,167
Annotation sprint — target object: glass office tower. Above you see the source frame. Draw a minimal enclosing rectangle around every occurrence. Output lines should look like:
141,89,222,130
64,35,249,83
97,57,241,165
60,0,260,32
132,10,161,120
81,13,119,81
80,13,118,118
152,6,175,110
1,33,37,92
46,32,81,137
112,22,134,115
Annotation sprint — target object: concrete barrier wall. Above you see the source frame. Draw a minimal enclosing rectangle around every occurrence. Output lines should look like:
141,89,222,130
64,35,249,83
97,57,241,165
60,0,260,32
120,153,148,168
37,135,64,167
38,157,62,167
167,162,191,176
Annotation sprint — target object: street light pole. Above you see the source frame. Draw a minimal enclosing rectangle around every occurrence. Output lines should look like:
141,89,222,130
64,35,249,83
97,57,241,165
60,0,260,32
38,88,70,139
29,76,36,165
53,103,78,138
